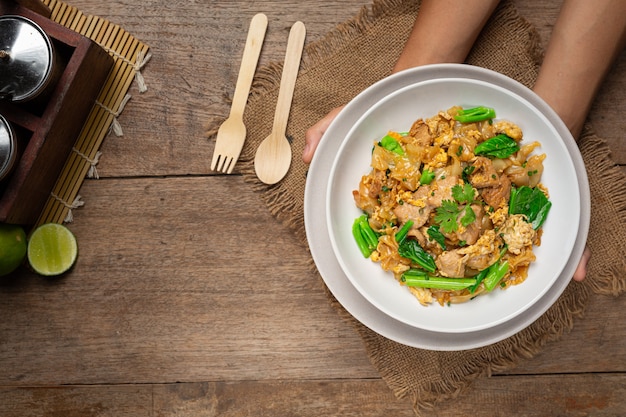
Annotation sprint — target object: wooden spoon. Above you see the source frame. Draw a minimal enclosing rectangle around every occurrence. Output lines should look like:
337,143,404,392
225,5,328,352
254,21,306,185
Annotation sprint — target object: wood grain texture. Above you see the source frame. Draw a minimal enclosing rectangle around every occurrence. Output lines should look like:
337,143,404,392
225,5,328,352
0,0,624,415
0,375,624,416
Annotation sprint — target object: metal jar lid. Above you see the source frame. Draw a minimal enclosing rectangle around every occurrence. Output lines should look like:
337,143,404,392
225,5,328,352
0,115,18,182
0,15,55,102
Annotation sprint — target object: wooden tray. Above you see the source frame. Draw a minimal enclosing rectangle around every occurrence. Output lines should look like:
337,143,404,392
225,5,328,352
0,4,113,225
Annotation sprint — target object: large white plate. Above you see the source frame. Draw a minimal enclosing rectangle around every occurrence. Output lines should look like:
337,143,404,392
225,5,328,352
326,77,580,333
304,64,590,350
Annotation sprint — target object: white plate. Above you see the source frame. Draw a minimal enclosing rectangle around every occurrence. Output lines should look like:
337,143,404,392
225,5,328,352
305,64,590,350
326,77,580,333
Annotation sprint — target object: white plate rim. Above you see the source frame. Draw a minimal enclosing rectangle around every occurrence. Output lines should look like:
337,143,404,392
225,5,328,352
304,63,590,351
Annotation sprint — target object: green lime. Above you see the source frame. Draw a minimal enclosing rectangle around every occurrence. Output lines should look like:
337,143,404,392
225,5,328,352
0,223,27,276
27,223,78,276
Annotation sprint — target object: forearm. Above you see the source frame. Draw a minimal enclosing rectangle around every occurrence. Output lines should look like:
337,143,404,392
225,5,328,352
392,0,501,73
533,0,626,139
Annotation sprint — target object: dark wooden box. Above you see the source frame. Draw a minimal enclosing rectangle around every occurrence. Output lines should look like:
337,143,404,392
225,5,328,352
0,4,113,225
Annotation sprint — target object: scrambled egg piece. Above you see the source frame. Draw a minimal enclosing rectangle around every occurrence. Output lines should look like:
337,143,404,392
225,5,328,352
493,120,523,141
489,206,509,228
500,214,536,254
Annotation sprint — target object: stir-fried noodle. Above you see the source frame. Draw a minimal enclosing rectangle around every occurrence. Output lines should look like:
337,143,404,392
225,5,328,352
352,106,551,306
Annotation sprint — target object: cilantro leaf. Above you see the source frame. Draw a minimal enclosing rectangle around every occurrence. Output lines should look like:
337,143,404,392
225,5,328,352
452,184,475,204
434,200,460,233
460,205,476,227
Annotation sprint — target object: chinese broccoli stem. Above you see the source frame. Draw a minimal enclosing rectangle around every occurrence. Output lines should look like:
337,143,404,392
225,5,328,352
454,106,496,123
353,215,379,258
468,268,489,293
358,217,379,249
379,134,405,155
352,218,372,258
402,270,477,290
483,260,510,291
395,220,414,244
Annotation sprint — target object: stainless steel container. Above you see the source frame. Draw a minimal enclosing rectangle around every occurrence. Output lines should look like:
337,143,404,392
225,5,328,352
0,15,61,103
0,115,18,182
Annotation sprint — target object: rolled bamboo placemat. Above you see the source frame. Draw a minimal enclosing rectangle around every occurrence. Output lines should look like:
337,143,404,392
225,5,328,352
35,0,151,225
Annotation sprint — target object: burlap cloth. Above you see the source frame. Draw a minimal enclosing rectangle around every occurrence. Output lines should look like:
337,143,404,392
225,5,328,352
209,0,626,413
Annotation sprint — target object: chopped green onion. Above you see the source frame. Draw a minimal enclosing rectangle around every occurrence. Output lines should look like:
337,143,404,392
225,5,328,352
462,165,475,184
420,168,436,185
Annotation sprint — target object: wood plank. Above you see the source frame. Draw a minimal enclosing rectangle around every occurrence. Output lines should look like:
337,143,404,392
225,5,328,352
503,292,626,375
0,374,624,416
422,373,626,417
0,380,411,417
0,385,152,417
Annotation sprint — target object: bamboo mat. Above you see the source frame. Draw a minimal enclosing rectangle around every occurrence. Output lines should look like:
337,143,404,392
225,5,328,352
35,0,151,225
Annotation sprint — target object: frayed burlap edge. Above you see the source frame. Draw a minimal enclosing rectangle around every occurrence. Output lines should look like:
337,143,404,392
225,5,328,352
578,126,626,296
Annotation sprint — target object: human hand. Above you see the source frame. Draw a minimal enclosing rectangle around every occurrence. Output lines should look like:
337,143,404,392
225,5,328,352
302,106,344,164
572,246,591,282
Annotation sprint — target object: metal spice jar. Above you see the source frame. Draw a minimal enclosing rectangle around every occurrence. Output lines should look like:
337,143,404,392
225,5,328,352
0,15,62,103
0,115,18,182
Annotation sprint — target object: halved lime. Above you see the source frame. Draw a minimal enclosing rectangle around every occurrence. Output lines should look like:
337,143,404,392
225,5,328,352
0,223,27,276
27,223,78,276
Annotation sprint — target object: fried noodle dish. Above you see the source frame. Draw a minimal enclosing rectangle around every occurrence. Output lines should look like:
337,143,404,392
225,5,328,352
352,106,552,306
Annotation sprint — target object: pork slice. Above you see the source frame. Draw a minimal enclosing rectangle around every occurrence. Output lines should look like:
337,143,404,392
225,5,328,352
393,203,431,229
428,175,458,207
408,119,433,146
469,156,500,188
454,204,484,245
435,249,467,278
479,174,511,209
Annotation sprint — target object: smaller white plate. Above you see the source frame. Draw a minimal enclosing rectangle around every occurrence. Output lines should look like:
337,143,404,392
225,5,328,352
325,75,580,333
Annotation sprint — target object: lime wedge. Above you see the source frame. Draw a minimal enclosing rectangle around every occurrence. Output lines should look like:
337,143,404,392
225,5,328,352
0,223,27,276
27,223,78,276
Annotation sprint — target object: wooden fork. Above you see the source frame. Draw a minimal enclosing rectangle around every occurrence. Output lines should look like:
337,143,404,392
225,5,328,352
211,13,268,173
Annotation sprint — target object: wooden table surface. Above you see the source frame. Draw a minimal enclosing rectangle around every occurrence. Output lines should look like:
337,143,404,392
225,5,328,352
1,1,624,415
